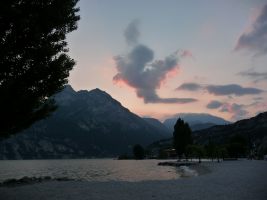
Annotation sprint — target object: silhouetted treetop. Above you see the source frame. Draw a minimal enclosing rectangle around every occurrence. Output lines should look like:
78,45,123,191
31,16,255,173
0,0,80,137
173,118,192,158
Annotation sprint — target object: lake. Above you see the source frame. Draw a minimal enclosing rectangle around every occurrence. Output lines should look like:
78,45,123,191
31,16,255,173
0,159,187,182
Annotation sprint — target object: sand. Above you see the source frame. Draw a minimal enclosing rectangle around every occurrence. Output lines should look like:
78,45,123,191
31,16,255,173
0,160,266,200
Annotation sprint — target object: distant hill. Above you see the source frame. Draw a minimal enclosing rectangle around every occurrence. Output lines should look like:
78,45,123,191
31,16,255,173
163,113,230,131
149,112,267,156
0,86,170,159
194,112,267,146
143,118,171,135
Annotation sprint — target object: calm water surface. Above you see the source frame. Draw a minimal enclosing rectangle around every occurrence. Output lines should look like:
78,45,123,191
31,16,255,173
0,159,182,182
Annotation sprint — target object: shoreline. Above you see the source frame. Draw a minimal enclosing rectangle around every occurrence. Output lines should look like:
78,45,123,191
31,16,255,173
0,160,266,200
0,160,206,187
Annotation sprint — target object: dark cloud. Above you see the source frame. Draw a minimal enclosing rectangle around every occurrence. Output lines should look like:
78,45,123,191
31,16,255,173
206,84,263,96
177,82,263,96
136,87,197,104
176,82,202,91
235,4,267,55
238,69,267,82
206,100,223,109
124,19,140,45
114,21,196,104
114,44,197,104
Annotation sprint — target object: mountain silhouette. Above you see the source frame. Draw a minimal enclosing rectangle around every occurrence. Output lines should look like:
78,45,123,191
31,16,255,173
164,113,230,131
0,86,170,159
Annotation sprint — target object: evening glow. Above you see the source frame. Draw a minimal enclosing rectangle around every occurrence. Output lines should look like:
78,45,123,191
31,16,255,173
67,0,267,122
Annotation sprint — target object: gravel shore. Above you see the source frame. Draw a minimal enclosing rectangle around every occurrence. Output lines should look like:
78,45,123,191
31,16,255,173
1,160,266,200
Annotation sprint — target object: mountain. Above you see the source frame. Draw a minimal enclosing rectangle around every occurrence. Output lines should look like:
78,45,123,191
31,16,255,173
190,122,218,131
147,112,267,157
163,113,230,131
143,118,171,135
0,86,170,159
194,112,267,146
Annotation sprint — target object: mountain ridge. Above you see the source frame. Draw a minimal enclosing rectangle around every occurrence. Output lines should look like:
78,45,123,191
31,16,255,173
0,85,171,159
163,112,230,131
147,112,267,157
194,111,267,145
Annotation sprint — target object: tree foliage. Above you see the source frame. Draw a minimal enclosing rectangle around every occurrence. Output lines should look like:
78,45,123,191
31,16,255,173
0,0,80,137
186,144,205,163
173,118,192,157
133,144,145,159
226,134,248,158
205,139,216,161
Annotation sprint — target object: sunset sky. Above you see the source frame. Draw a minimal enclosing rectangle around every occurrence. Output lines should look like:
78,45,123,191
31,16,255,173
66,0,267,122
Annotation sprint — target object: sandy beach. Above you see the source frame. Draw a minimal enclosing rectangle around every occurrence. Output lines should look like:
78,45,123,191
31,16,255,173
1,160,266,200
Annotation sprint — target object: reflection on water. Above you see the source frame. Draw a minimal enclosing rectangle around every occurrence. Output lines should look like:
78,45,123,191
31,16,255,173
0,159,185,182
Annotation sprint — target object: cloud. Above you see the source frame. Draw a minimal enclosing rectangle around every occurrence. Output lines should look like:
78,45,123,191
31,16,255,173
180,50,194,59
238,69,267,82
124,19,140,45
206,96,267,121
114,20,197,104
177,82,263,96
206,100,248,121
253,96,264,101
176,82,202,91
235,4,267,56
113,44,197,103
206,84,263,96
219,103,248,121
206,100,223,109
114,44,197,104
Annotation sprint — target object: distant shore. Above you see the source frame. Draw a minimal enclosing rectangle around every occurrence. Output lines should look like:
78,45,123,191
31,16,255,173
1,160,267,200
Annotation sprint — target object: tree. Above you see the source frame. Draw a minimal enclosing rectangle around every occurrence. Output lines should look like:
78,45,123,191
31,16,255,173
186,145,205,163
173,118,192,159
227,134,248,158
133,144,145,159
205,138,216,161
0,0,80,137
186,145,195,161
256,136,267,159
215,146,228,162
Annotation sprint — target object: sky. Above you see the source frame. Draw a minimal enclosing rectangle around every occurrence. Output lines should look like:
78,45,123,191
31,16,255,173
66,0,267,122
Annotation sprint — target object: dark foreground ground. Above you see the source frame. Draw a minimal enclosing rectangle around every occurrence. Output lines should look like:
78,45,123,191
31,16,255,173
0,160,266,200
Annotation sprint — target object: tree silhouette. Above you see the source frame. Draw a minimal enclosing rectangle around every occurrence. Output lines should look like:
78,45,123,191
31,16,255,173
173,118,192,158
186,144,205,163
205,138,216,161
0,0,80,137
227,134,248,158
133,144,145,159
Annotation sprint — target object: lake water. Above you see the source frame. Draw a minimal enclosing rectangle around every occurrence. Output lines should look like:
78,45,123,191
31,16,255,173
0,159,186,182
